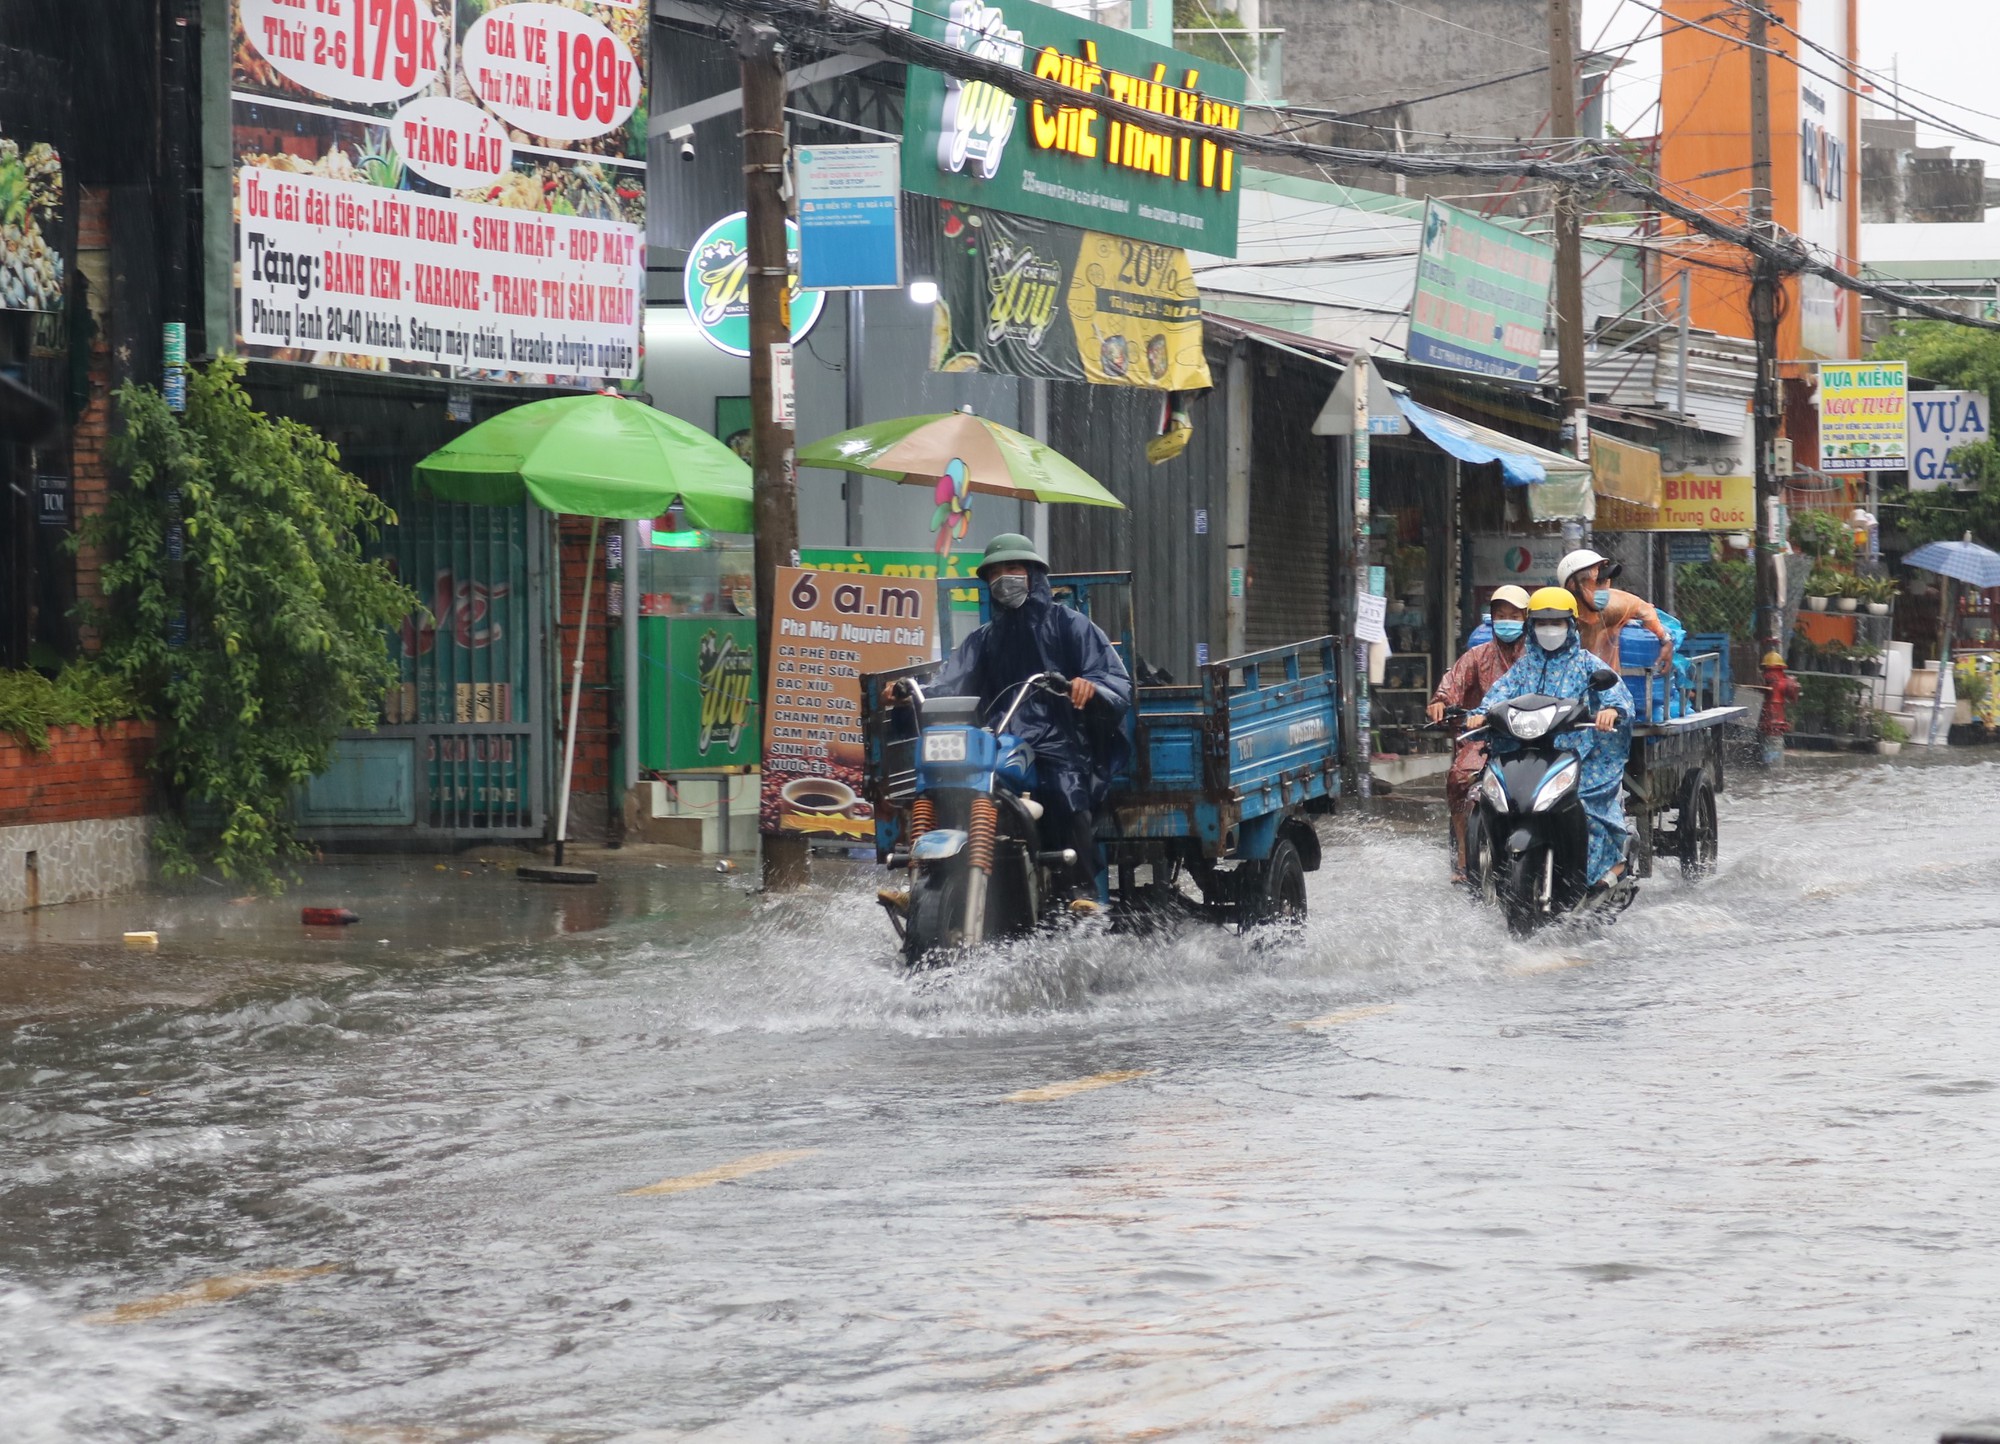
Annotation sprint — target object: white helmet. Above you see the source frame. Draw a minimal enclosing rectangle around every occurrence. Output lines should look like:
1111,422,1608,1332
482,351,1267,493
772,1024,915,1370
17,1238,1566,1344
1555,548,1621,590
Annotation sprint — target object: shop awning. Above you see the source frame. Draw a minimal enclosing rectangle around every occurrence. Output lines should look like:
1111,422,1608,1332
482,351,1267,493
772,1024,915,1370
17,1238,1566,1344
1393,393,1595,520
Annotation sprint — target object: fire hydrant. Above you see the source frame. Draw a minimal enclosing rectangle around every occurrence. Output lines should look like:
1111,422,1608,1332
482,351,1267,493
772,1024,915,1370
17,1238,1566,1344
1760,650,1800,763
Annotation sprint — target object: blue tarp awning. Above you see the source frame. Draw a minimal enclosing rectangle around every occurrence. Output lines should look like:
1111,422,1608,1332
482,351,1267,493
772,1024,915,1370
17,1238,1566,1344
1394,393,1587,487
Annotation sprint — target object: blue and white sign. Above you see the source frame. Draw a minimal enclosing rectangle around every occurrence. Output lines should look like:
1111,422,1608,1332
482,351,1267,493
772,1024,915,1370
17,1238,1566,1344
795,143,903,290
1908,389,1990,492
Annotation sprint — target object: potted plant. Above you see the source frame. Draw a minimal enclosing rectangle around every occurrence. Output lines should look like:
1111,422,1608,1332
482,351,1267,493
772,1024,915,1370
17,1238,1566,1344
1804,565,1840,612
1822,640,1850,675
1860,575,1895,616
1877,712,1908,756
1835,573,1860,613
1852,642,1883,677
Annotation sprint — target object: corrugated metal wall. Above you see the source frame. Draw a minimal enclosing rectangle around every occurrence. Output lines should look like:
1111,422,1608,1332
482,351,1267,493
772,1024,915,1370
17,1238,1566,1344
1047,350,1232,683
1248,357,1340,651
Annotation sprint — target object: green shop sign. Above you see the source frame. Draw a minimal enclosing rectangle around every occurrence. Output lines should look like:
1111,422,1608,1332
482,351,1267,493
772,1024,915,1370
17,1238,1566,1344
902,0,1245,256
650,615,760,772
1406,198,1555,384
683,212,828,357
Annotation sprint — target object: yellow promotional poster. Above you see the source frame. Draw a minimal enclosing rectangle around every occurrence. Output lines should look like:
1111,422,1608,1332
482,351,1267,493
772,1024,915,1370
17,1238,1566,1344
931,202,1210,390
1592,471,1752,532
761,566,940,841
1818,361,1909,473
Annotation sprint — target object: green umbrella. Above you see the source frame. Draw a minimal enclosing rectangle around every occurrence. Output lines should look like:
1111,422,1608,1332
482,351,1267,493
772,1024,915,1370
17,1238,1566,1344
413,394,752,875
797,411,1124,508
416,392,753,529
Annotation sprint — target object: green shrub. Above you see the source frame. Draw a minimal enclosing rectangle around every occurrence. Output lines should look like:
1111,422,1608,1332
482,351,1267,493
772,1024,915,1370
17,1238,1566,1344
0,663,142,751
77,358,416,888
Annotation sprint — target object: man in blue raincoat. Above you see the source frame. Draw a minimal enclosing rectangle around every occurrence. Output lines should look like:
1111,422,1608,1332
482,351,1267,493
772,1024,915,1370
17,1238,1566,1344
932,533,1132,903
1472,586,1636,887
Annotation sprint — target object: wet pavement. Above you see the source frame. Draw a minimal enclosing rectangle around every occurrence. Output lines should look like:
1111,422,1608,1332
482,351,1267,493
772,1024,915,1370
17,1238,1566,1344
4,754,1999,1442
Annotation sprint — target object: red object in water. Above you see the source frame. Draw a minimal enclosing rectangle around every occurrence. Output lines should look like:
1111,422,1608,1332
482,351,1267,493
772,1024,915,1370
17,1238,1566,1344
1760,658,1801,737
301,907,360,927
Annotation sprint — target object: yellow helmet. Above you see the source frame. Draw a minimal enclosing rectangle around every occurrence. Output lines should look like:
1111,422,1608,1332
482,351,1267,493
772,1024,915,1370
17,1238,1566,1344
1527,586,1579,620
1761,651,1787,669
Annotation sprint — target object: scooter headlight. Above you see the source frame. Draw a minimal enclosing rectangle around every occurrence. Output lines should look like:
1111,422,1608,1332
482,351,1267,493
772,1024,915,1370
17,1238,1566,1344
922,729,969,763
1506,704,1559,741
1480,766,1508,811
1531,762,1578,813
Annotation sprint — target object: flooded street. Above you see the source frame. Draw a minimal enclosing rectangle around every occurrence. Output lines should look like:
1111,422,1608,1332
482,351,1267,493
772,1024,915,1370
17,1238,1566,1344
5,757,1999,1443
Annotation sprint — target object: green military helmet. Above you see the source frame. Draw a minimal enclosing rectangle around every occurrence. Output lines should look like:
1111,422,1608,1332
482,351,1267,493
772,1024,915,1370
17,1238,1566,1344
976,532,1047,576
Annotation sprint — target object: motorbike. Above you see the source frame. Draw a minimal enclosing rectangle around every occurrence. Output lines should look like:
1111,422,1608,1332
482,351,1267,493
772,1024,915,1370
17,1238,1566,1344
1460,669,1638,936
877,671,1091,966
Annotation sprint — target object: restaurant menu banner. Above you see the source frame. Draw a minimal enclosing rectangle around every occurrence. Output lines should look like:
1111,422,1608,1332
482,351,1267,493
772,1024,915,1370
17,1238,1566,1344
1818,360,1908,473
930,202,1210,390
0,137,64,312
1406,198,1554,384
230,0,647,384
902,0,1243,255
761,566,940,840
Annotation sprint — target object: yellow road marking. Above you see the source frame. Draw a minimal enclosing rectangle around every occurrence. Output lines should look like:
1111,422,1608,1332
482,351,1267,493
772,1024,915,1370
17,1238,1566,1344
1005,1069,1151,1103
1289,1004,1401,1031
623,1148,818,1196
86,1263,339,1324
1509,955,1596,976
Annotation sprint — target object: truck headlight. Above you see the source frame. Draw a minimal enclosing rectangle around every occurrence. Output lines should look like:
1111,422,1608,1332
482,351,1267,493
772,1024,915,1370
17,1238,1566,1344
1481,766,1508,811
1531,764,1578,812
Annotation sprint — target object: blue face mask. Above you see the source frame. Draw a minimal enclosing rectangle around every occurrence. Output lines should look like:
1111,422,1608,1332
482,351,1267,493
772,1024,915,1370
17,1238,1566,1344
1492,619,1524,643
1591,588,1612,612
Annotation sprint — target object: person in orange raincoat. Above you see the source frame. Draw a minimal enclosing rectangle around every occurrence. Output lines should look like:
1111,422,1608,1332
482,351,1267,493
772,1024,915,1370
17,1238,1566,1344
1558,548,1675,674
1428,585,1531,879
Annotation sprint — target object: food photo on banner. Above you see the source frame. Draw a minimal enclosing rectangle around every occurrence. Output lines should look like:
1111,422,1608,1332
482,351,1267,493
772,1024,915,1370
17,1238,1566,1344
230,0,647,385
928,202,1211,390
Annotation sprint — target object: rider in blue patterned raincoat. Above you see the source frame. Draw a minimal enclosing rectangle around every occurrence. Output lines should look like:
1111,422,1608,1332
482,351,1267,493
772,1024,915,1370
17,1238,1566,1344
1472,586,1637,886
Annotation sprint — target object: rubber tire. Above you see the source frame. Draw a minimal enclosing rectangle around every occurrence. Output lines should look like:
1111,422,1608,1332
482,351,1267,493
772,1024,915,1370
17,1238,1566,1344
1500,843,1546,938
1677,775,1718,880
1467,811,1501,905
903,863,967,968
1241,836,1308,931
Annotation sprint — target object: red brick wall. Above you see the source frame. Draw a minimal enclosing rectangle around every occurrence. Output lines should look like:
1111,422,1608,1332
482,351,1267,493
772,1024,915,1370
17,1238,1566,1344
556,517,617,808
0,722,157,828
70,185,116,648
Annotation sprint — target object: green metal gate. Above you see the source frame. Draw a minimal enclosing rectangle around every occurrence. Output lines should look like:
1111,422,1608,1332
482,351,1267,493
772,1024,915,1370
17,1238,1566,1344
297,481,548,842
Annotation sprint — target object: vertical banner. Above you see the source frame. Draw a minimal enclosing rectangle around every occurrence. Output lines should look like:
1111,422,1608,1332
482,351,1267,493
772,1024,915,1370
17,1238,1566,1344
1818,360,1907,472
1406,198,1555,383
666,616,759,771
0,138,65,313
229,0,648,384
795,143,903,290
761,566,939,840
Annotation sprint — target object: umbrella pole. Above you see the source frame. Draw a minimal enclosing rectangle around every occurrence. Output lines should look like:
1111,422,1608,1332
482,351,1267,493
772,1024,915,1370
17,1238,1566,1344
555,516,601,866
1928,575,1955,748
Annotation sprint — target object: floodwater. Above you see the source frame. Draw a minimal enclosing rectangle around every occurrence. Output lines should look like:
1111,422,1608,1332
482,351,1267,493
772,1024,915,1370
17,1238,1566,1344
4,756,1999,1443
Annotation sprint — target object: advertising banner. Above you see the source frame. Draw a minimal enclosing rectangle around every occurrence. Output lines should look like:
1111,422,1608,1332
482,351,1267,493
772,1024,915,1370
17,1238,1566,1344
0,138,64,312
1590,433,1663,508
761,566,941,840
665,616,758,771
795,144,903,290
1406,199,1554,384
1818,360,1908,472
902,0,1244,256
1594,472,1753,532
229,0,647,384
1907,388,1989,491
929,203,1211,390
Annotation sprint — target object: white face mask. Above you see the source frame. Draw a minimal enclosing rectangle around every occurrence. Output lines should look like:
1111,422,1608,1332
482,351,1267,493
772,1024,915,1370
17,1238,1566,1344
1534,622,1570,653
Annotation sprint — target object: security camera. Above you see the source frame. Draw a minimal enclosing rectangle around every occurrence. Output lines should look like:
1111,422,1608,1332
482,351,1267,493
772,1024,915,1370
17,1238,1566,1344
669,124,695,163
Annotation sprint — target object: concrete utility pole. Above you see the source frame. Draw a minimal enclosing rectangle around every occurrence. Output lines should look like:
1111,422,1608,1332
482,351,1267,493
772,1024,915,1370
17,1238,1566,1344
1746,0,1783,657
1547,0,1590,463
740,20,810,890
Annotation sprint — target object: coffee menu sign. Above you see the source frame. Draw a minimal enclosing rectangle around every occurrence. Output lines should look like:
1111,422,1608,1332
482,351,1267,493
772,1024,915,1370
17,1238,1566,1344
229,0,647,384
902,0,1244,256
761,567,940,841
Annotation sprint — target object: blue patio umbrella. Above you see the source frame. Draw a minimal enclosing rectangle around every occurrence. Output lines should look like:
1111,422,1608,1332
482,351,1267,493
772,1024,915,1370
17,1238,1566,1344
1903,532,2000,744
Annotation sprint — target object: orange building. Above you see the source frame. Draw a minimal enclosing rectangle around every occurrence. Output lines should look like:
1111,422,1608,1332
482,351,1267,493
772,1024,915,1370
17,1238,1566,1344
1657,0,1862,466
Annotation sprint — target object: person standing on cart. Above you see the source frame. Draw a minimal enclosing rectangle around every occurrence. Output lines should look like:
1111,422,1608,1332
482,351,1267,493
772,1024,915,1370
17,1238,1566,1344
1558,548,1676,674
1427,584,1531,880
930,534,1132,907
